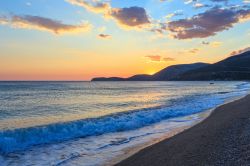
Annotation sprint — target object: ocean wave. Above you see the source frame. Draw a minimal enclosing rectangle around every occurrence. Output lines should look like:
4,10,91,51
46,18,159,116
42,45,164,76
0,82,249,154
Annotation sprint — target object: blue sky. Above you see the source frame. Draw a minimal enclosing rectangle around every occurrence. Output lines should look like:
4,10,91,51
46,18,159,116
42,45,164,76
0,0,249,80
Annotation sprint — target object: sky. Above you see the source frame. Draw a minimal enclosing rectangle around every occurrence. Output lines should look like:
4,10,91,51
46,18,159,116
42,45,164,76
0,0,249,81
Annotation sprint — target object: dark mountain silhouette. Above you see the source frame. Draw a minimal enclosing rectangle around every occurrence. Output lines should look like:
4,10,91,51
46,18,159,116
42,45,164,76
92,63,208,81
92,77,126,81
177,50,250,80
91,50,250,81
151,63,208,80
127,74,153,81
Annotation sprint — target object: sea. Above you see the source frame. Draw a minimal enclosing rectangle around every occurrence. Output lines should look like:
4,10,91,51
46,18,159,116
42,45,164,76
0,81,249,166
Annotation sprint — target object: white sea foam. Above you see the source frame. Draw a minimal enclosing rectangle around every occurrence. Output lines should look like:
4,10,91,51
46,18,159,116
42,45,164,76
1,111,211,166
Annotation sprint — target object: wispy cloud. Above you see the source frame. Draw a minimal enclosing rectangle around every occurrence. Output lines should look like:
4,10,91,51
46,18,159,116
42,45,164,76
202,41,222,47
145,55,175,62
0,16,8,25
165,10,183,19
179,48,200,54
0,15,91,34
243,0,250,4
66,0,110,13
193,3,211,9
98,33,111,39
230,46,250,56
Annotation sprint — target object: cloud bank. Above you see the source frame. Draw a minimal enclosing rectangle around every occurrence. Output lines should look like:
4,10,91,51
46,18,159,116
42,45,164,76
66,0,150,30
108,7,150,29
167,7,250,39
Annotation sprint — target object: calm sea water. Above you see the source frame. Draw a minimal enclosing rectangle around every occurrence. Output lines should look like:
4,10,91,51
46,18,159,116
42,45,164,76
0,81,249,165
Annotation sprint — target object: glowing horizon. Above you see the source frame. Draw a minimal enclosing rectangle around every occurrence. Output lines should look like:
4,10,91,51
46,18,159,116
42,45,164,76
0,0,249,81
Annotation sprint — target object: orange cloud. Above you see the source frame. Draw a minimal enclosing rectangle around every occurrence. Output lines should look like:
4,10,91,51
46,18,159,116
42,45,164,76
0,15,91,34
179,48,200,54
66,1,151,30
0,16,8,24
145,55,175,62
230,46,250,56
66,0,110,13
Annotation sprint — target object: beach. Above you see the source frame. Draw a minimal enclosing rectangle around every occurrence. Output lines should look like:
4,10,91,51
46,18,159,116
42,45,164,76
117,94,250,166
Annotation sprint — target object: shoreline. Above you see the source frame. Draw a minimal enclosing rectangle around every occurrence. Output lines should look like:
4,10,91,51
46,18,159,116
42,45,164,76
116,94,250,166
106,109,212,166
107,94,247,166
108,94,248,165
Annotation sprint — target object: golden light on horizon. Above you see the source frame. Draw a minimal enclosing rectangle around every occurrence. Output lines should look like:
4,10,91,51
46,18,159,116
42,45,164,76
147,70,158,75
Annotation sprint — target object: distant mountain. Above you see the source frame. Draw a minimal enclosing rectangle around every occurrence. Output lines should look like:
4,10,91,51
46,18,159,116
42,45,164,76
91,51,250,81
151,63,208,80
92,63,208,81
127,74,153,81
177,51,250,80
91,77,126,81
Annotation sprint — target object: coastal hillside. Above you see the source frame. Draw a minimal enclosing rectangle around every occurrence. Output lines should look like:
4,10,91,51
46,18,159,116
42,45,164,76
92,63,208,81
152,63,208,80
92,51,250,81
177,50,250,80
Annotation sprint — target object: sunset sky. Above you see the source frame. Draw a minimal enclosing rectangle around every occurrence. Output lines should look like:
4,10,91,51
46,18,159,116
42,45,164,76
0,0,249,80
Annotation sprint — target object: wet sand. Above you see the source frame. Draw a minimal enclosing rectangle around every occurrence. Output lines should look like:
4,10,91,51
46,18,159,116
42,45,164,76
116,95,250,166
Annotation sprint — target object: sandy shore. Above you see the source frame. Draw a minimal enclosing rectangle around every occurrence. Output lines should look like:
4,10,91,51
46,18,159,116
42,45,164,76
116,94,250,166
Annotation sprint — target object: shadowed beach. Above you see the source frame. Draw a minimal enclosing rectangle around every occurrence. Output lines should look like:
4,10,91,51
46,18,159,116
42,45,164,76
117,94,250,166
